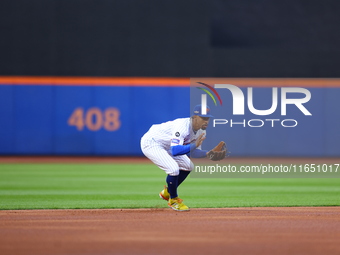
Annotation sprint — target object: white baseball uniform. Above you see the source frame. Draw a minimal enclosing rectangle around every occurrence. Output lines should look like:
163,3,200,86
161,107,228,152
140,117,206,176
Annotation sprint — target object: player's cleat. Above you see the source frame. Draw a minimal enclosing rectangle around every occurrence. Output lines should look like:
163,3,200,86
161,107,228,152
159,185,170,201
168,197,189,211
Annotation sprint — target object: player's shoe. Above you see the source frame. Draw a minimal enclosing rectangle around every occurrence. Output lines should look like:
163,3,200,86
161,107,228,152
159,186,170,201
168,197,189,211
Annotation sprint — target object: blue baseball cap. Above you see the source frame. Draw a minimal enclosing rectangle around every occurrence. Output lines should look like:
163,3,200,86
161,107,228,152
193,104,214,118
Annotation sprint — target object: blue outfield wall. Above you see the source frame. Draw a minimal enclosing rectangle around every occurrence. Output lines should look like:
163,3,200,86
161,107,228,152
0,84,190,155
0,80,339,156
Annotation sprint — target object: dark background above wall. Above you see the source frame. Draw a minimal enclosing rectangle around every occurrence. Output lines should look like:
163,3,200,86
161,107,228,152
1,0,340,77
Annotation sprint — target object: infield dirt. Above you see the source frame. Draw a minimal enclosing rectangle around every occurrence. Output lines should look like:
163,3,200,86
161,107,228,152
0,207,340,255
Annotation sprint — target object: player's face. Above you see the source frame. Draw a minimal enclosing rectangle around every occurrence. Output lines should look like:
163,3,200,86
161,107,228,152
192,116,210,131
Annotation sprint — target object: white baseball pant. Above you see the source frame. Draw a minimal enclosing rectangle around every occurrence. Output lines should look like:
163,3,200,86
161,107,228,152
140,135,193,176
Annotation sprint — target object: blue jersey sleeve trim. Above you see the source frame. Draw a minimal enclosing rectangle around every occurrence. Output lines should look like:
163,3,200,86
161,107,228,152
171,144,192,156
171,143,207,158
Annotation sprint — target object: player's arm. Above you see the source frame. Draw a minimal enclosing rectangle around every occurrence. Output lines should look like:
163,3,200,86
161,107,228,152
170,133,206,157
187,133,208,158
169,123,190,156
170,143,196,156
190,148,208,158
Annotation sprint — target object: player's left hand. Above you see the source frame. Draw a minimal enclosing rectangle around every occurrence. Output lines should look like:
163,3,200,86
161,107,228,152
207,141,228,161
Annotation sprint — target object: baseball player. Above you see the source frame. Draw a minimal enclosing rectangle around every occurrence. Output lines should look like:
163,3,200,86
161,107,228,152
140,105,226,211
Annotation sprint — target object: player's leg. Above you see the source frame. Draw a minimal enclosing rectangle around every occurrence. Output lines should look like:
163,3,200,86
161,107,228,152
144,149,179,199
163,155,192,211
141,139,180,197
175,155,193,186
141,140,189,211
143,147,189,211
154,154,192,199
178,170,190,186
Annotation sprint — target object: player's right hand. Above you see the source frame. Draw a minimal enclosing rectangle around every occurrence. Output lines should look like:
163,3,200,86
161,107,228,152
195,133,206,148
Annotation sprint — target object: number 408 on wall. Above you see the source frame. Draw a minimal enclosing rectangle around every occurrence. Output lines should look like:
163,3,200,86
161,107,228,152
68,107,121,131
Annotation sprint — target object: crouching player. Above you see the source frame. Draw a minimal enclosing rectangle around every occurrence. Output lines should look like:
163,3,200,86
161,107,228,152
140,105,212,211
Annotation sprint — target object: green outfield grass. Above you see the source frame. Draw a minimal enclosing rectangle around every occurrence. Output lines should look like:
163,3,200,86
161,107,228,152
0,163,339,210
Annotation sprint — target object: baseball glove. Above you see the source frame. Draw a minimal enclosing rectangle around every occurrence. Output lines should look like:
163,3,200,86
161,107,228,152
207,141,228,161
